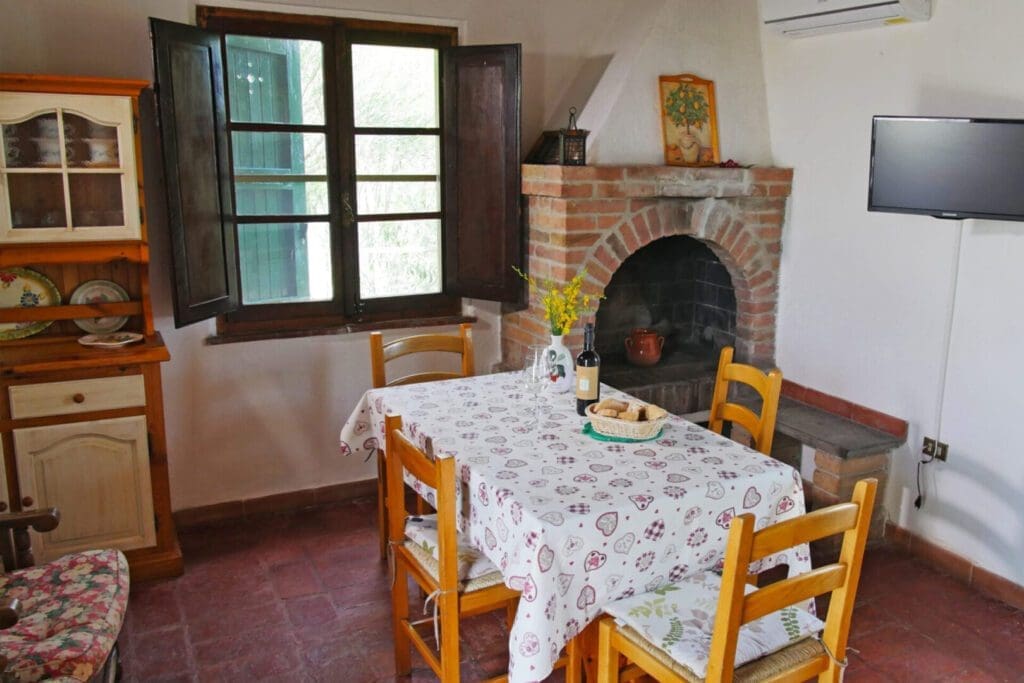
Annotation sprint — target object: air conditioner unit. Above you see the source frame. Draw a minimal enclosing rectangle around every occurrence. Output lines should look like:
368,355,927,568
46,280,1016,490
760,0,931,38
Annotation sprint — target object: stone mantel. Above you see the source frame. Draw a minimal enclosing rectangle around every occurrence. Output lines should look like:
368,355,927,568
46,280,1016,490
521,163,794,200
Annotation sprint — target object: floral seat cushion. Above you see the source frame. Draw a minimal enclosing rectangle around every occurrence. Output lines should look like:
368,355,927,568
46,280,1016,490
604,570,824,678
0,549,129,683
405,514,498,581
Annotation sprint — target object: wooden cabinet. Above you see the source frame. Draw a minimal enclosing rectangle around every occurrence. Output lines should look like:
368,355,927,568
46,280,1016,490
13,415,155,561
0,91,142,242
0,74,181,580
0,341,181,579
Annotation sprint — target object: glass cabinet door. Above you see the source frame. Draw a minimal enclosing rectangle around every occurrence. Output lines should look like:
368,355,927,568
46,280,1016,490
0,92,141,242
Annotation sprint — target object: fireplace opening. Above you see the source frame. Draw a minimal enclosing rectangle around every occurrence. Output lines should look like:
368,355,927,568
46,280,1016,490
594,236,736,415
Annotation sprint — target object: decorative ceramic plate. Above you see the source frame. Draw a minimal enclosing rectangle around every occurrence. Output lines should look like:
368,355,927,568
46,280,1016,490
77,332,144,348
69,279,129,334
0,267,61,341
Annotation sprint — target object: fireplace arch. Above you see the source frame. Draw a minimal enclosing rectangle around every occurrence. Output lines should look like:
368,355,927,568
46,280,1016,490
595,235,736,362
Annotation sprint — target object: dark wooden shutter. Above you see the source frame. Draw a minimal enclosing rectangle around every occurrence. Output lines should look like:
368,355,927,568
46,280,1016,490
443,44,523,302
151,18,239,327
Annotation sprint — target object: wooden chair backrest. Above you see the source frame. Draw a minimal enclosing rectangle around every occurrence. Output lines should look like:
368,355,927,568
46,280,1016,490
383,414,460,590
707,345,783,455
705,478,878,682
370,323,475,388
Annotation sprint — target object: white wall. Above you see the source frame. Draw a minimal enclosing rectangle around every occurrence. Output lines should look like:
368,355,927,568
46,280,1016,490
591,0,773,165
1,0,774,510
762,1,1024,585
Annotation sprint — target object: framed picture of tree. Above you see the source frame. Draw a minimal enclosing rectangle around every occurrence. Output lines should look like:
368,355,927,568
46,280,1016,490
659,73,720,166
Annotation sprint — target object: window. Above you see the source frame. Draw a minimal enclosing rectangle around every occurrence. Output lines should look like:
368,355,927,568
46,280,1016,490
152,10,523,336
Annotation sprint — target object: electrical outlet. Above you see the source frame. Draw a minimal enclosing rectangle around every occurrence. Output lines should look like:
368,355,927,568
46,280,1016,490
935,441,949,461
922,437,937,457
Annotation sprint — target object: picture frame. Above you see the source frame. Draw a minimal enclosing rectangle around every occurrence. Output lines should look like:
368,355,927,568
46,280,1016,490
659,73,720,166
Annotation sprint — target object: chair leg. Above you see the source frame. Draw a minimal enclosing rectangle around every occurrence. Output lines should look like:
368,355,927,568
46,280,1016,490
415,494,429,516
439,591,461,682
596,618,619,683
391,562,412,676
818,662,843,683
377,449,387,561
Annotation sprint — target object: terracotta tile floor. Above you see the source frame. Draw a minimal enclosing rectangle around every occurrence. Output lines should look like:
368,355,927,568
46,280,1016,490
119,498,1024,682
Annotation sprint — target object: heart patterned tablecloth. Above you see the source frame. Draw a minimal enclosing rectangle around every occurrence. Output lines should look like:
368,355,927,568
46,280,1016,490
340,372,810,683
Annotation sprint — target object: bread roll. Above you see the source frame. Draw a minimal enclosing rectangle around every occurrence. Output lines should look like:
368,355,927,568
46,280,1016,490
595,398,628,413
645,405,668,420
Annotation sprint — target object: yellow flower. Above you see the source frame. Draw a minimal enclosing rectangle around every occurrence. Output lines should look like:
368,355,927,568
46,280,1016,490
513,266,599,335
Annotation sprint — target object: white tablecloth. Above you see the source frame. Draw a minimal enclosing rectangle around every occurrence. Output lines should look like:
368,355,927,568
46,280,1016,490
340,372,810,682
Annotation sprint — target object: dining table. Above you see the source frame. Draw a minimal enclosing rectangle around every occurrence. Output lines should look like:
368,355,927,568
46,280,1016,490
339,371,811,683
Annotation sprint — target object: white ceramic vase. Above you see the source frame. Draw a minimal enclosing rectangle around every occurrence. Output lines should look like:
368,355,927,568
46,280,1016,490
545,334,575,393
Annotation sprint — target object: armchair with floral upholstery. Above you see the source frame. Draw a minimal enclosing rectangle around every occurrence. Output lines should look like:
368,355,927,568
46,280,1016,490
0,508,129,682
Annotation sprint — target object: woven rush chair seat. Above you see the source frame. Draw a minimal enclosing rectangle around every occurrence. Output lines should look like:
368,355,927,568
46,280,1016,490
617,625,826,682
0,549,129,682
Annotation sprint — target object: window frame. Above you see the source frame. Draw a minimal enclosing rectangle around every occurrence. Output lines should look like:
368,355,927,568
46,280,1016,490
197,7,461,337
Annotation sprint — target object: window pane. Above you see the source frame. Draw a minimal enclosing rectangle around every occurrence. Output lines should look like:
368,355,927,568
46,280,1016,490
355,135,439,175
236,182,329,216
69,174,124,226
357,181,439,215
226,35,324,125
238,221,333,304
64,113,120,168
8,174,66,227
358,220,442,298
232,132,328,216
232,132,326,174
352,44,439,128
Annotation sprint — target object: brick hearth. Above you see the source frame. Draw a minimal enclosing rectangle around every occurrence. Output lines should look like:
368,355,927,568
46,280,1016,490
502,164,793,370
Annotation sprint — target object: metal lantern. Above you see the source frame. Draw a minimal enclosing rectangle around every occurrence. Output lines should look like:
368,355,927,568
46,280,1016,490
558,107,589,165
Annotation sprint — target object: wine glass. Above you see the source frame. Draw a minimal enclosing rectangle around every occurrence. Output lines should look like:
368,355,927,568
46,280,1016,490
522,344,552,429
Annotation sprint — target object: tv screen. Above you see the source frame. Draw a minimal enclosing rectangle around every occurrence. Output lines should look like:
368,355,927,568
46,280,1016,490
868,116,1024,221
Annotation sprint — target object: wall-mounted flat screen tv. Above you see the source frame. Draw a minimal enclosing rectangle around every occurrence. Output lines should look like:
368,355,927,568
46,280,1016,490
868,115,1024,222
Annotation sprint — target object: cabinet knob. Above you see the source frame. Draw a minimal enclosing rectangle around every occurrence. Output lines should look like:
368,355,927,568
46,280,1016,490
21,496,33,508
0,502,7,512
72,393,86,404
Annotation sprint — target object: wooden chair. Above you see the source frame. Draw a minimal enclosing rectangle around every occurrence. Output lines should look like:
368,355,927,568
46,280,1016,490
707,345,783,455
596,478,877,683
0,509,129,682
372,323,475,559
370,323,475,389
385,414,580,683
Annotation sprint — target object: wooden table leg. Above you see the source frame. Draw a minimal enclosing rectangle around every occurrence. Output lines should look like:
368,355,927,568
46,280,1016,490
579,619,601,682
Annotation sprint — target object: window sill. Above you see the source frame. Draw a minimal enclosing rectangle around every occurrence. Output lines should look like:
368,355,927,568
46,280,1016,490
204,314,477,346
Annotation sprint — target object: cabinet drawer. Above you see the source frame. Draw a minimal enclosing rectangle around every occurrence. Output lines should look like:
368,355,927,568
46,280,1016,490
9,375,146,419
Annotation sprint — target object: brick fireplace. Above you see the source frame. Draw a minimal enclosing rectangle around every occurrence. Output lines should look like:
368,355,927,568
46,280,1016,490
502,164,793,415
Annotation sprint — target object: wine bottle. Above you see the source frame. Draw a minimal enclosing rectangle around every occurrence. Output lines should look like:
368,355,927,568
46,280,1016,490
576,322,601,416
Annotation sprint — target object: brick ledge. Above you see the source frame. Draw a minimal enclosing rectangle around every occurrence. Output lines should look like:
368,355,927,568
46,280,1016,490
782,379,908,439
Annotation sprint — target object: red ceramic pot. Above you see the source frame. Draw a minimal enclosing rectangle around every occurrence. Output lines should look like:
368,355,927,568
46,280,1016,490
625,328,664,367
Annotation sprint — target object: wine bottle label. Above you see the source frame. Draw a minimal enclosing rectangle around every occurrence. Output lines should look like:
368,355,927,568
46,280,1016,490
576,366,599,400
